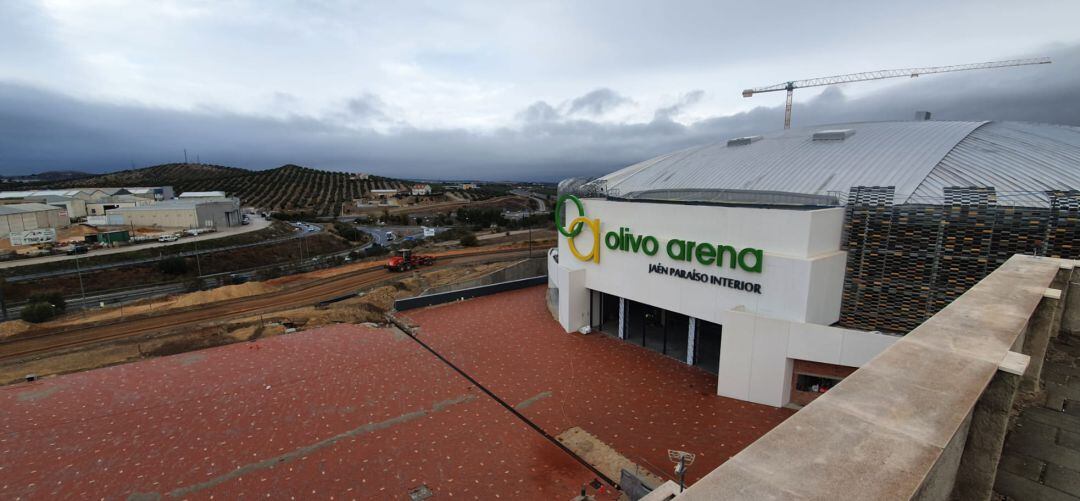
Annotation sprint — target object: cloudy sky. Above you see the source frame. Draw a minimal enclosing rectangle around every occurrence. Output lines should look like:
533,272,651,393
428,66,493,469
1,0,1079,180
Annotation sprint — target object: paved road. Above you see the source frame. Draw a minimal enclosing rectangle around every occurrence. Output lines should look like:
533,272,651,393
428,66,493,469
353,224,442,246
4,221,323,282
0,218,275,270
510,189,549,212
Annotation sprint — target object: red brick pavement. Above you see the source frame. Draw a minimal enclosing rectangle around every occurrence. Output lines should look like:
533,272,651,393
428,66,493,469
403,286,795,485
0,324,616,500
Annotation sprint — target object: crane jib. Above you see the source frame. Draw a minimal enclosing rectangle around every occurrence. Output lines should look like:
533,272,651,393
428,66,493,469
741,56,1051,129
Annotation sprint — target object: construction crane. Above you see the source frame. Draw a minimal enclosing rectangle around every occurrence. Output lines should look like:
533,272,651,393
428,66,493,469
742,57,1051,129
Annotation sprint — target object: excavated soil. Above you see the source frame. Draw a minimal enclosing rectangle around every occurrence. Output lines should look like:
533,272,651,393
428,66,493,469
0,320,33,340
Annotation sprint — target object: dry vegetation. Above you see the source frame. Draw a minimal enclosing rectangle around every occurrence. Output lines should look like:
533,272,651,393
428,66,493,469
50,163,497,216
0,259,522,385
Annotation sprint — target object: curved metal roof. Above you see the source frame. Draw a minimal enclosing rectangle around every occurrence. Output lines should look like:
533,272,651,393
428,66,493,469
595,120,1080,206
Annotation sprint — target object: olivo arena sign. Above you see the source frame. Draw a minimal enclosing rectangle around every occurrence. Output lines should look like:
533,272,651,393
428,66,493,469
557,195,765,293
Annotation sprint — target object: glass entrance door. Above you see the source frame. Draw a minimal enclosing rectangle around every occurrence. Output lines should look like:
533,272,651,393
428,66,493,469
694,320,722,374
625,300,690,361
599,292,620,336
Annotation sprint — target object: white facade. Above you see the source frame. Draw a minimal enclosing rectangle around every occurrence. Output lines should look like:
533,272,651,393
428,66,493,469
551,198,897,407
178,191,228,200
110,199,241,229
0,203,69,237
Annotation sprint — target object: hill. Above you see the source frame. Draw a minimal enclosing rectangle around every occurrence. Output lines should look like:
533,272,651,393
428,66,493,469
53,163,249,187
51,163,419,216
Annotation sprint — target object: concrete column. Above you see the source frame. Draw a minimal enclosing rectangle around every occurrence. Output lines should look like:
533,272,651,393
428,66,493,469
557,265,588,333
952,352,1027,501
618,297,626,340
1021,291,1060,393
686,319,697,365
1050,265,1073,339
717,310,793,407
1063,263,1080,337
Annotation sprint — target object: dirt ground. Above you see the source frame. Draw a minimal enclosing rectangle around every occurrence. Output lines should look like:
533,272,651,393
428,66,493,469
0,259,520,384
557,426,665,488
0,320,32,340
37,282,281,327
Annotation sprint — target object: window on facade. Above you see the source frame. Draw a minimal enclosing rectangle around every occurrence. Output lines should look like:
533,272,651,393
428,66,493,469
795,374,841,393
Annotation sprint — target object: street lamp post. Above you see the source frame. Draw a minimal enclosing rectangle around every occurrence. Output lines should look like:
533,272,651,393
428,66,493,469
526,207,532,258
75,254,87,315
193,237,203,277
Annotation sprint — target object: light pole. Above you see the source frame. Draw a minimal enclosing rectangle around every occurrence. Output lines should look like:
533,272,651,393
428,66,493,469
74,254,87,315
193,237,203,277
668,450,695,493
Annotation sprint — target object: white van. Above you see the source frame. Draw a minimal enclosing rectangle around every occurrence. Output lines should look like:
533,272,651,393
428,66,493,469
158,234,179,242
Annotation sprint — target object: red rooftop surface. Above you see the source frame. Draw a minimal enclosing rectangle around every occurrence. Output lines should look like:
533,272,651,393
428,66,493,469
402,285,794,486
0,324,614,500
0,285,793,499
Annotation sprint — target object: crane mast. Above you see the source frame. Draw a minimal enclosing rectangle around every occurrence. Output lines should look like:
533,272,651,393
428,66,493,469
743,57,1051,129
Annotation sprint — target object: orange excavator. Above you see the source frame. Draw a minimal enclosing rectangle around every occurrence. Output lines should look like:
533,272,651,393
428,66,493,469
385,249,435,272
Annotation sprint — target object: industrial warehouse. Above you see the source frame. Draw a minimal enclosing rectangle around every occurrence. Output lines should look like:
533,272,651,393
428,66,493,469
550,119,1080,407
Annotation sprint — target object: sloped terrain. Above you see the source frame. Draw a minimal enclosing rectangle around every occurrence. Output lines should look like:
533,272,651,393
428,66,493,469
41,162,500,216
53,163,248,187
51,163,410,215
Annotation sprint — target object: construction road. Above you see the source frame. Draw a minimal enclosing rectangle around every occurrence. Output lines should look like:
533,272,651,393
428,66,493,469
0,246,536,362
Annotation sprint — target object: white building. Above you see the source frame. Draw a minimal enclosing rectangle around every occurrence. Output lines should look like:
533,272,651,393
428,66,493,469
178,191,228,200
411,184,432,196
109,199,241,229
369,188,399,200
22,195,88,220
0,203,69,237
550,120,1080,408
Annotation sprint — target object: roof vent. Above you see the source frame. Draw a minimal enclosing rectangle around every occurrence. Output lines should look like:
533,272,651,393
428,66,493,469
726,135,763,147
812,129,855,141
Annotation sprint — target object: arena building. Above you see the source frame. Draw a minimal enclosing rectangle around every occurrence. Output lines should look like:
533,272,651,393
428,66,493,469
549,120,1080,407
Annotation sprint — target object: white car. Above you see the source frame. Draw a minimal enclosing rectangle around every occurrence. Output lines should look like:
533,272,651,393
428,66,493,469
158,234,179,242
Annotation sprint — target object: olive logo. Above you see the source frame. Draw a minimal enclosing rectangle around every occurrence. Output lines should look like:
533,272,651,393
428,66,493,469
555,194,600,263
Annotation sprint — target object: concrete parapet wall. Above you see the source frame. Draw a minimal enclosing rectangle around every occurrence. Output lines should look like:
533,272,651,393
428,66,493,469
421,257,547,295
673,255,1073,500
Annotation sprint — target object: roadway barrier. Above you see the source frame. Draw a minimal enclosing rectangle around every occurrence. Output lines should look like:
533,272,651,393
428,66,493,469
394,276,547,311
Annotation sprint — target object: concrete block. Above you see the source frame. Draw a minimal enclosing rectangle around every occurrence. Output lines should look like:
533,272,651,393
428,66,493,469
1022,295,1060,393
997,453,1045,481
1047,381,1080,411
1008,438,1080,472
999,351,1030,376
1009,418,1060,446
994,470,1077,501
1044,463,1080,497
954,368,1021,501
1066,399,1080,417
1026,407,1080,431
1059,429,1080,452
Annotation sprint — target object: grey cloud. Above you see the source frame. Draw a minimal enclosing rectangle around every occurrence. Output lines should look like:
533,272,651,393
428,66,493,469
566,88,631,116
654,89,705,121
2,45,1079,182
517,101,561,123
345,93,390,121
